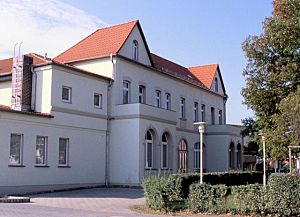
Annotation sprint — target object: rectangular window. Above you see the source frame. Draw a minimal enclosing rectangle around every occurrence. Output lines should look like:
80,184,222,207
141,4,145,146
94,93,102,108
219,110,223,125
211,107,215,125
123,81,130,104
9,134,23,165
139,85,146,104
155,90,161,108
201,104,206,122
59,138,69,166
194,102,199,122
180,98,185,119
165,93,170,110
62,86,72,103
194,143,200,169
36,136,47,165
162,142,168,169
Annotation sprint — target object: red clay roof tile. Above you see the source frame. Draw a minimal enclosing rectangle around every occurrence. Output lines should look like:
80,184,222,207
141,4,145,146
54,20,138,63
0,53,50,75
188,64,219,89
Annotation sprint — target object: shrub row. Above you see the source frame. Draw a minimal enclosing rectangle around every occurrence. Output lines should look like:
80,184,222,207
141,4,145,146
176,171,263,197
188,174,300,216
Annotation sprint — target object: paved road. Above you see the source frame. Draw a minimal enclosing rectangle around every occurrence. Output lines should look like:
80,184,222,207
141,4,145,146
0,188,216,217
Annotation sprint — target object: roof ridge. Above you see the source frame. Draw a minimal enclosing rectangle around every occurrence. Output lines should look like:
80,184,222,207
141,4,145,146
54,28,102,62
29,53,51,61
151,53,188,69
54,20,138,62
188,63,218,69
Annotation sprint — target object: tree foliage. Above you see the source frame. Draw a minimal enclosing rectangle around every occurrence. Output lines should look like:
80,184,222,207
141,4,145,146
242,0,300,159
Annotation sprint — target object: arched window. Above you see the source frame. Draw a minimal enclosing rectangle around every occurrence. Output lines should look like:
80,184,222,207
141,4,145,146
178,139,188,172
229,142,235,169
214,77,218,92
236,143,242,169
145,130,153,168
161,133,168,169
133,40,139,61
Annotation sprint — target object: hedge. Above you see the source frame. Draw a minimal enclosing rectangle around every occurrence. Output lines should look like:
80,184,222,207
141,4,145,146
265,174,300,216
142,173,300,216
141,174,182,211
176,171,263,197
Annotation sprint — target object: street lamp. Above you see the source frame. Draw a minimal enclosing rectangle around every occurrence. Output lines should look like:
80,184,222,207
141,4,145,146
261,135,266,187
194,122,206,184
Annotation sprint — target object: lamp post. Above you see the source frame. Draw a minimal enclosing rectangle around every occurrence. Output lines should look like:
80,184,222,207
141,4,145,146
194,122,206,184
261,135,266,187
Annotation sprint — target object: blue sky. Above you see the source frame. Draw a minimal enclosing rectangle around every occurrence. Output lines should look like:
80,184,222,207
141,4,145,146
62,0,273,124
0,0,274,124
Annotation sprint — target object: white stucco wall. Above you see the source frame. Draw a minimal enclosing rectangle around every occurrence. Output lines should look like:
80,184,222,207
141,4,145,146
35,66,52,113
72,57,114,79
210,69,225,96
0,80,11,106
0,111,106,194
119,25,152,66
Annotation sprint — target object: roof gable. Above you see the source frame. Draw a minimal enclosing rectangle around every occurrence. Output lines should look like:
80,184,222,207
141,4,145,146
54,20,138,63
188,64,226,94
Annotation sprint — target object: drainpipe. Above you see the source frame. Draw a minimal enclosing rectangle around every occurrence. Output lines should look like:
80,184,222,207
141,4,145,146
31,65,37,112
104,54,115,187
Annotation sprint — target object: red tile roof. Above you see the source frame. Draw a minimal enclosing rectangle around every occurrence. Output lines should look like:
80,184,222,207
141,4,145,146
54,20,138,63
188,64,219,89
151,53,207,89
0,53,50,75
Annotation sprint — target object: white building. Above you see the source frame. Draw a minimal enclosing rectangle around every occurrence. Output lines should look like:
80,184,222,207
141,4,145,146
0,20,244,194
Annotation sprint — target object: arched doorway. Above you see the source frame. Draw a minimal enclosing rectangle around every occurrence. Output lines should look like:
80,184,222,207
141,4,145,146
178,139,188,172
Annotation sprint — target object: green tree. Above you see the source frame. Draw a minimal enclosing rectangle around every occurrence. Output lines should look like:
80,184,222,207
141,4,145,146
242,0,300,159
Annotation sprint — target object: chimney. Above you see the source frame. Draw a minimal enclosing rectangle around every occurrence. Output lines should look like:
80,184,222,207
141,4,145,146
11,55,33,111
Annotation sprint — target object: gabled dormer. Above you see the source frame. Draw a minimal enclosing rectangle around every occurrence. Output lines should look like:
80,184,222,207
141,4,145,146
189,64,226,96
118,21,153,66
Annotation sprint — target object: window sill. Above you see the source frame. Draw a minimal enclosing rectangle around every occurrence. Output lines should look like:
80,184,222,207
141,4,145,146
62,100,72,104
160,168,172,170
145,168,158,171
34,165,50,168
8,164,25,167
94,106,102,109
58,165,71,168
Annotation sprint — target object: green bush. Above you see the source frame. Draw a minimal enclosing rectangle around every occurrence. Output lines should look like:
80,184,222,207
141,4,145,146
265,174,300,216
188,183,227,213
177,171,262,198
141,174,182,211
231,184,266,214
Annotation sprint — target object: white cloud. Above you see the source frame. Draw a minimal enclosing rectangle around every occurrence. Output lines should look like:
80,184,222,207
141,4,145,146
0,0,108,59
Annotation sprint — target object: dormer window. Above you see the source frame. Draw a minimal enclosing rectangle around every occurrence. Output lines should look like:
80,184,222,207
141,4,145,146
214,77,218,92
133,40,139,61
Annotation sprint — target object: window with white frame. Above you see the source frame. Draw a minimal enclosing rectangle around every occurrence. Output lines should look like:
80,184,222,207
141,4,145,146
36,136,47,165
201,104,206,122
211,107,215,125
218,110,223,125
145,130,153,168
214,77,218,92
165,93,171,110
139,85,146,104
133,40,139,61
155,90,161,108
94,93,102,108
123,80,130,104
194,102,199,122
161,133,168,169
180,98,186,119
62,86,72,103
9,134,23,165
59,138,69,166
194,143,200,169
